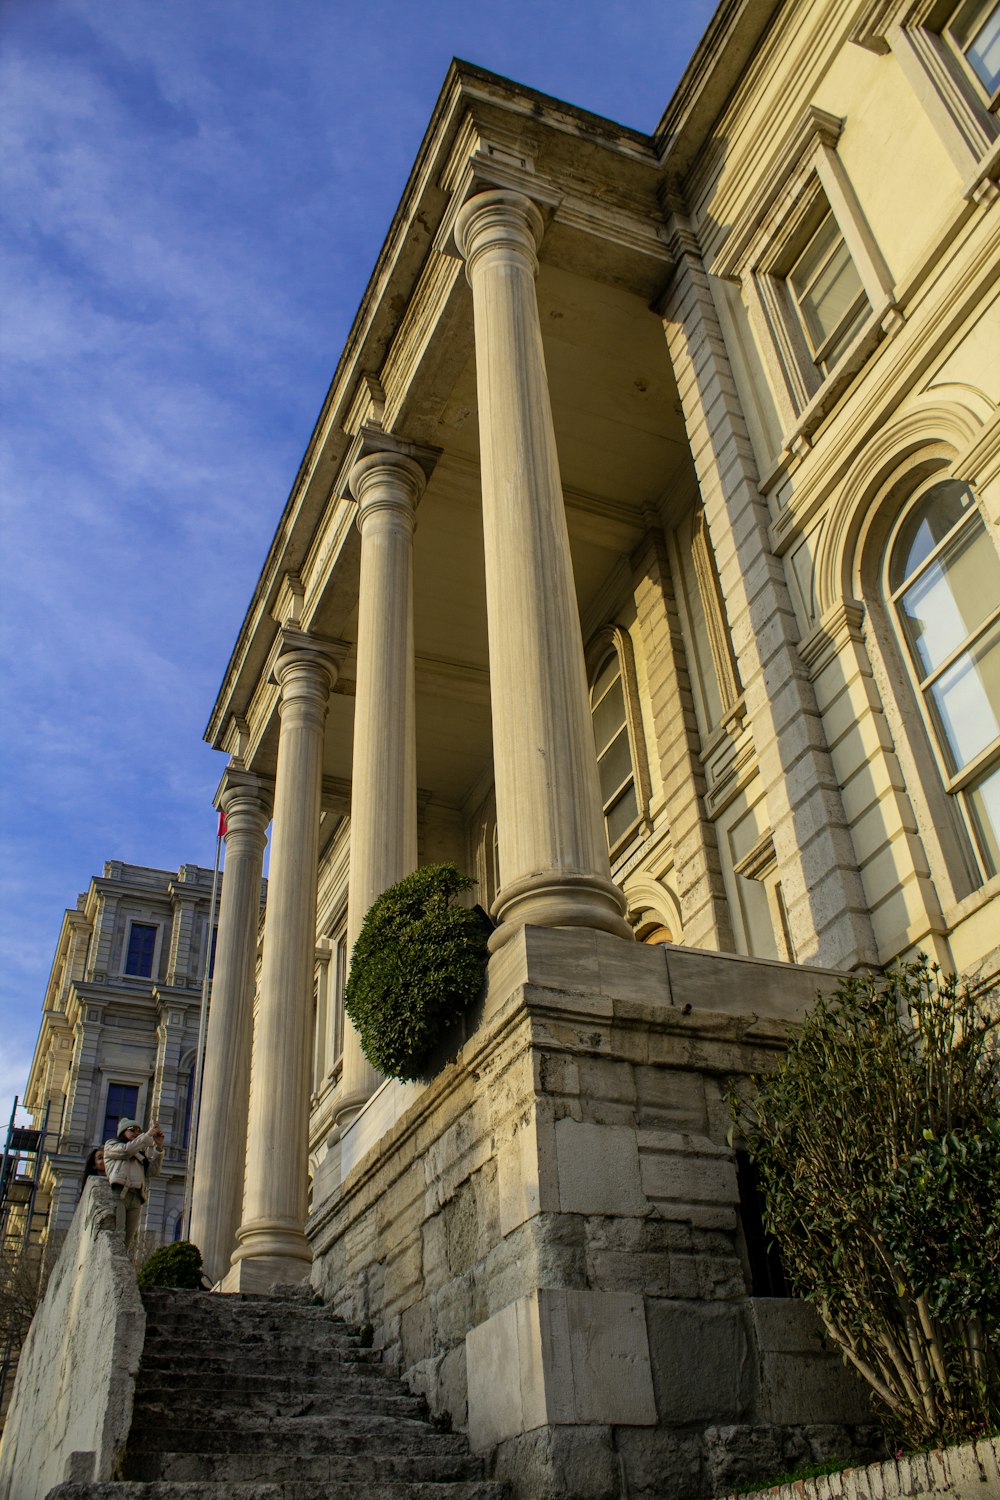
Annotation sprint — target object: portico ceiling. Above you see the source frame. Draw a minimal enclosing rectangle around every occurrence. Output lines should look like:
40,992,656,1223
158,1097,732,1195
211,61,696,815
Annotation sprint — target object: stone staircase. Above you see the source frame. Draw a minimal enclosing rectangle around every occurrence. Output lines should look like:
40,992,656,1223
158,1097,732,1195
48,1287,510,1500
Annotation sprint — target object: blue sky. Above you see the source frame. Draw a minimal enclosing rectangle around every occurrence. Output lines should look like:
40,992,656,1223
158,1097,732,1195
0,0,717,1109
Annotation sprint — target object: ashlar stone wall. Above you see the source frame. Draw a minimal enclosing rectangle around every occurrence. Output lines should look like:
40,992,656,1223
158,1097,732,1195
309,928,879,1500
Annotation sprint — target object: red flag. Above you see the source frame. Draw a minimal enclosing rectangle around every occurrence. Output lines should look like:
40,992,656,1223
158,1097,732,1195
218,810,227,838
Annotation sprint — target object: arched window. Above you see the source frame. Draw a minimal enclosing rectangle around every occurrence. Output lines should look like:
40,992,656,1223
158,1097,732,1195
887,478,1000,879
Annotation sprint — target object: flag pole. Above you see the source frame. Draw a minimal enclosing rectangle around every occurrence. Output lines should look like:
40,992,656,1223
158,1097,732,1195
182,810,225,1239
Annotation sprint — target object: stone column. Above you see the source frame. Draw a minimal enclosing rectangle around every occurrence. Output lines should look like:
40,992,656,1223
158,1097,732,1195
190,768,270,1285
455,188,631,948
229,632,340,1288
337,449,425,1126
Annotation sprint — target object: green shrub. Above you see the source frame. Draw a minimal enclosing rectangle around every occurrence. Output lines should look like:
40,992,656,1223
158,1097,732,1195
344,863,489,1082
137,1240,204,1290
732,957,999,1448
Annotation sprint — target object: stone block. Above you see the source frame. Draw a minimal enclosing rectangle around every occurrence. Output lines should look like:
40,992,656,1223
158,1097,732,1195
647,1299,753,1423
554,1119,646,1216
434,1268,485,1350
540,1288,657,1426
444,1180,480,1276
489,1424,619,1500
614,1427,704,1500
467,1288,655,1452
638,1131,737,1209
497,1112,559,1238
749,1299,874,1425
467,1294,545,1451
399,1295,433,1368
635,1066,708,1132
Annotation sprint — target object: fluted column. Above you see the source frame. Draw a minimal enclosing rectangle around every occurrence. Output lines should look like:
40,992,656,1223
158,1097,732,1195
190,767,270,1285
455,188,631,948
230,631,340,1287
337,449,425,1126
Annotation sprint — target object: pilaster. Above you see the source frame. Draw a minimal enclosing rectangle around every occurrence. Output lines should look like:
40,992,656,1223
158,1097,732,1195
659,201,877,970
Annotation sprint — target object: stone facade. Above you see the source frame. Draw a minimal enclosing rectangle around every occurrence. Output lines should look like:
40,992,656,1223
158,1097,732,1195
22,860,230,1253
309,928,876,1499
191,2,1000,1494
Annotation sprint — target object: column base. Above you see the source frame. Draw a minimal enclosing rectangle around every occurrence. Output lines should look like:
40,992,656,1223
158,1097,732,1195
334,1091,370,1132
489,872,632,952
220,1254,311,1296
229,1216,312,1290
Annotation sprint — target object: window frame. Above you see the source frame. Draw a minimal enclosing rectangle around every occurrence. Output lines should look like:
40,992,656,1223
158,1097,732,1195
715,108,900,452
122,919,160,980
852,0,1000,202
586,626,652,859
101,1081,140,1143
884,476,1000,879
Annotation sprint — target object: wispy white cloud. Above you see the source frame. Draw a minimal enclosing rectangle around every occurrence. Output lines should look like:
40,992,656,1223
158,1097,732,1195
0,0,716,1074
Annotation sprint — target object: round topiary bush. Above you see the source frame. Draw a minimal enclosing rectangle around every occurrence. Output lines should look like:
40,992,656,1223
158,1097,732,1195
344,863,490,1082
137,1240,204,1290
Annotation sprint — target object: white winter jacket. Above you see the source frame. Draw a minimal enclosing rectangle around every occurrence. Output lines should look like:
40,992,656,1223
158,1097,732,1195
104,1131,163,1198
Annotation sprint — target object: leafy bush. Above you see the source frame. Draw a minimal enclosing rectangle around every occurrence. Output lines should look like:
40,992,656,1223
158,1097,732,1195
344,863,489,1082
733,957,999,1447
137,1240,204,1290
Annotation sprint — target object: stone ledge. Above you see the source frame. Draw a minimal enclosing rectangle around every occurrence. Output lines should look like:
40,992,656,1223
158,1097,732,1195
714,1436,1000,1500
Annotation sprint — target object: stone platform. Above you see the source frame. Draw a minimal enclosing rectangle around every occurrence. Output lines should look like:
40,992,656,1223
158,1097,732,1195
309,927,881,1499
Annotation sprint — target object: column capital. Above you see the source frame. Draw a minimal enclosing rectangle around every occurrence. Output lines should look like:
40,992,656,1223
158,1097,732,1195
455,189,546,282
272,628,346,693
349,448,427,532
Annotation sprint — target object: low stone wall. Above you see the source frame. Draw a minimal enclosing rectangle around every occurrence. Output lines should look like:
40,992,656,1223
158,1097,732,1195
716,1437,1000,1499
0,1179,145,1500
310,927,879,1500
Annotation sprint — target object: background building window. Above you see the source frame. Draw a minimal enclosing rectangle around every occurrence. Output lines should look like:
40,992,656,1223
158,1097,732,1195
102,1082,138,1141
786,205,870,377
888,479,1000,877
124,922,157,978
591,651,639,849
948,1,1000,102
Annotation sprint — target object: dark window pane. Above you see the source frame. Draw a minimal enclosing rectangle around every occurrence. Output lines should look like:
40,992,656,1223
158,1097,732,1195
102,1083,138,1142
606,783,638,846
966,4,1000,93
592,673,626,754
598,727,633,804
125,923,157,978
889,480,972,589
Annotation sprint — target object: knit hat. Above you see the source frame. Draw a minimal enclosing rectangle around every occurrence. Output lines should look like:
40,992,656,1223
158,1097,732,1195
116,1117,141,1137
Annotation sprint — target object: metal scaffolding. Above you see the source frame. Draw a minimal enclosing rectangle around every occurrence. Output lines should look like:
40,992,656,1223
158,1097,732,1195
0,1096,52,1415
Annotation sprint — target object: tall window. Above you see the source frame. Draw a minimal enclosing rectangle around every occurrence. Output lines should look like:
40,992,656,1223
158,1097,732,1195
785,205,870,378
888,479,1000,877
947,1,1000,103
591,651,639,850
124,922,157,978
102,1082,138,1142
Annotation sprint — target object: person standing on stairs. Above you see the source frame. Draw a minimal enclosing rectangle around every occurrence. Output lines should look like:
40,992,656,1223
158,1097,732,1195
104,1116,164,1251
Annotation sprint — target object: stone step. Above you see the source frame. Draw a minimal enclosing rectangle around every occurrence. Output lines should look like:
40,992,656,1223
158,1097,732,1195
121,1450,486,1485
137,1344,390,1372
135,1350,398,1380
126,1416,471,1457
133,1368,401,1402
50,1482,508,1500
140,1332,367,1359
133,1390,428,1422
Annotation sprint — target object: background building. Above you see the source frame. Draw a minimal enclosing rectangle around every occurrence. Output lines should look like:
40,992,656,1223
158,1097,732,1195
21,859,228,1253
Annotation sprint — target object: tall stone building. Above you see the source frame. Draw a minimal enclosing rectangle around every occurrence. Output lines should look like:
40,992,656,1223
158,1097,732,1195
22,860,225,1252
192,0,999,1494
